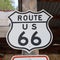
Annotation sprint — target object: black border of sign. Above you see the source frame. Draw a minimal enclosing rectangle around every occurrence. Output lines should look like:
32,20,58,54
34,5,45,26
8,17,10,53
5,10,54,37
6,9,53,52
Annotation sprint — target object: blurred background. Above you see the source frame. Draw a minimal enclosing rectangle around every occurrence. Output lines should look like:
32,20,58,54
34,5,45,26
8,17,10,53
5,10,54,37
0,0,18,10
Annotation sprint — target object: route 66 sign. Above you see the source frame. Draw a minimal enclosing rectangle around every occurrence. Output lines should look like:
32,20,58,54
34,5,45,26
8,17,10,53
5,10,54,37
6,9,53,52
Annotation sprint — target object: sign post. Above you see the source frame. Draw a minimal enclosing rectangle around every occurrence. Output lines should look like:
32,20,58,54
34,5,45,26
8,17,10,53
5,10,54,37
22,0,38,55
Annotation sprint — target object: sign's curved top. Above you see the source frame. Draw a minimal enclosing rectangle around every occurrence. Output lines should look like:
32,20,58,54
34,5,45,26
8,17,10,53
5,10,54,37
8,9,53,22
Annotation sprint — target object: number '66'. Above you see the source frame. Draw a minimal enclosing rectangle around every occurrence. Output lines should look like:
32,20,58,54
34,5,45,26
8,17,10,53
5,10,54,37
18,31,41,46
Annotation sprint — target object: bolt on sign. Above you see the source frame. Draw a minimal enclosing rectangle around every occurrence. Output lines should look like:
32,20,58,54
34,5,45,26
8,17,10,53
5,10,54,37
6,9,53,53
11,55,49,60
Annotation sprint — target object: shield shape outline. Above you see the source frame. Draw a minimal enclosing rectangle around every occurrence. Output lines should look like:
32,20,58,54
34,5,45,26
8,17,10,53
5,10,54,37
6,9,53,52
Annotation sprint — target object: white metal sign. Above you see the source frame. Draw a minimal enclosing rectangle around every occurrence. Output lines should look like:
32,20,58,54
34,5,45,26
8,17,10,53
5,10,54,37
11,55,49,60
6,9,53,52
